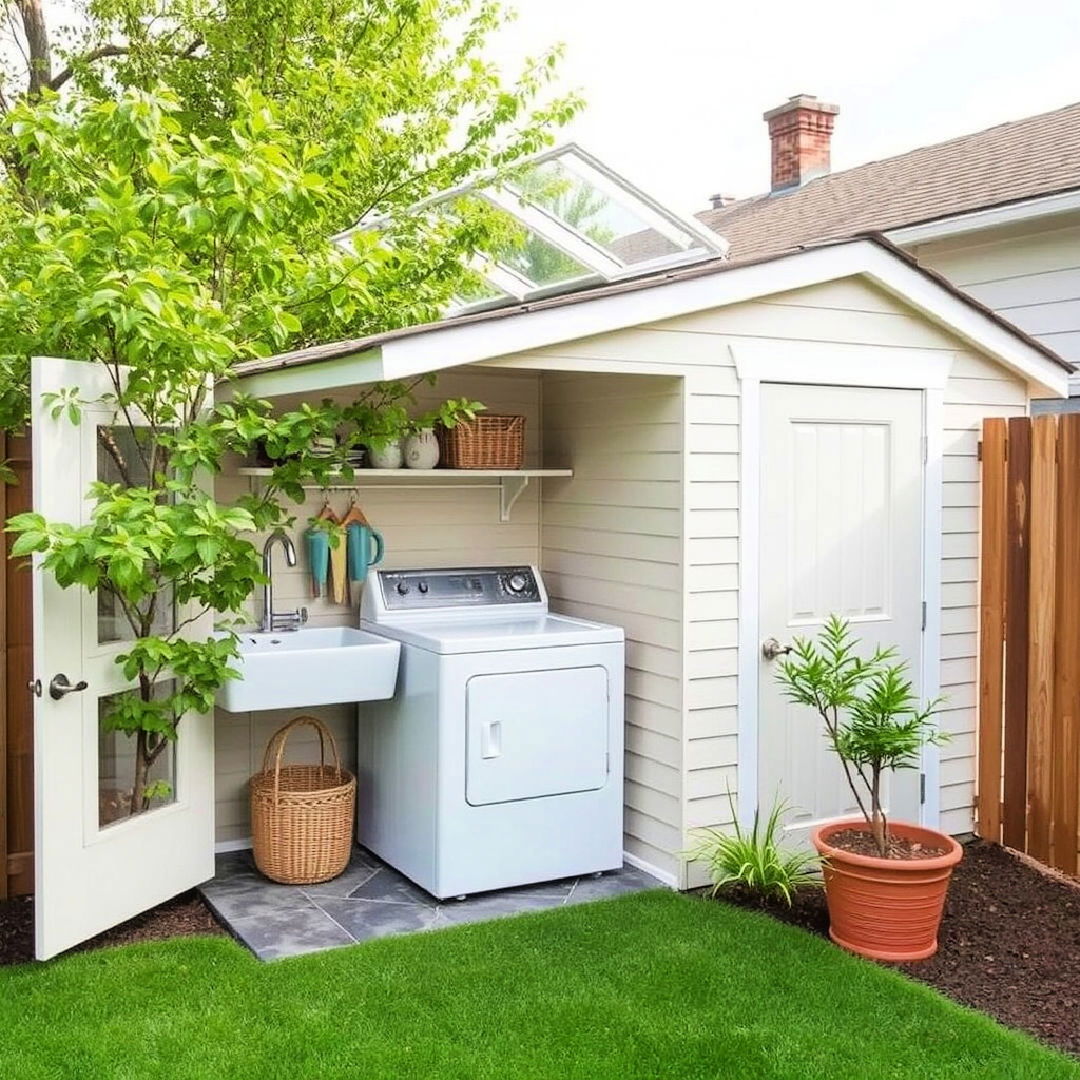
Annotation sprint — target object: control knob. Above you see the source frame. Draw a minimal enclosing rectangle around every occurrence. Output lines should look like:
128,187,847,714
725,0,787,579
505,572,530,595
396,580,410,595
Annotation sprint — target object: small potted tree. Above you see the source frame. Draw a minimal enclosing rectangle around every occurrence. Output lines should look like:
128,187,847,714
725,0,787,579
775,616,962,961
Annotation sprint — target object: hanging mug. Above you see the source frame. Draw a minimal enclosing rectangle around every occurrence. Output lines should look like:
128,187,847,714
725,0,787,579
347,522,385,583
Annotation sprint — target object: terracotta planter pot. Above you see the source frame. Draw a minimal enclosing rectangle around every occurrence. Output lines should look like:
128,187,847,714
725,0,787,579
812,820,963,962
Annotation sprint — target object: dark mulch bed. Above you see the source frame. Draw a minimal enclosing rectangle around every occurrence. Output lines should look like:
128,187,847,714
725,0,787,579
0,889,225,966
721,839,1080,1058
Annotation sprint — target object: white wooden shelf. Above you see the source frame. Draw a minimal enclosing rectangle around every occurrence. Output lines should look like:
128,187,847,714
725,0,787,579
236,467,573,522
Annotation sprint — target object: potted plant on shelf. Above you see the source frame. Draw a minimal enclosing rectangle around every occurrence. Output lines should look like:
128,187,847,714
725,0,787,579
775,615,962,962
404,398,486,470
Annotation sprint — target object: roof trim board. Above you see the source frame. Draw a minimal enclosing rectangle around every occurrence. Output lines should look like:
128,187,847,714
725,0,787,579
228,236,1070,401
886,186,1080,247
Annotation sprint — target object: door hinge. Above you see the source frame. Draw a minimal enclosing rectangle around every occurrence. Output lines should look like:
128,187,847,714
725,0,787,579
977,439,982,462
922,435,928,464
605,751,611,775
920,773,926,805
921,600,927,632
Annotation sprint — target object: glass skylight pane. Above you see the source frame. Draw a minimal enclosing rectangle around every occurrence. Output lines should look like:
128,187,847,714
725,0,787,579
510,156,695,266
433,193,593,290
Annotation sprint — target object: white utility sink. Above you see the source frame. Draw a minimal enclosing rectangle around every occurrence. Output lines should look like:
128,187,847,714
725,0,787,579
217,627,400,713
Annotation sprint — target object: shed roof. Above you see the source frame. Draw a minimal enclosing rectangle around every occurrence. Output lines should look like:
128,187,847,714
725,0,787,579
696,101,1080,259
229,235,1070,400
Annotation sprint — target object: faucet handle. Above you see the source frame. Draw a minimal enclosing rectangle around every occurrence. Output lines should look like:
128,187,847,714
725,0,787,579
270,610,305,632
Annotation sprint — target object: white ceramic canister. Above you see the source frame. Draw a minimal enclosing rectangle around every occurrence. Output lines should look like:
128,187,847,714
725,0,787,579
405,428,440,470
369,437,404,470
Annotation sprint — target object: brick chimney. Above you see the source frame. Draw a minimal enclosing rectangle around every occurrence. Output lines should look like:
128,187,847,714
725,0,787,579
764,94,840,192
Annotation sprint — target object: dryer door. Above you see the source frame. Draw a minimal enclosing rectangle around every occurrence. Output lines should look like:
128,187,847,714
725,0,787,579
466,666,609,806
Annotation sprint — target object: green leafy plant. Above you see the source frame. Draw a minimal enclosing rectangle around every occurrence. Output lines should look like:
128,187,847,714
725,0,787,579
690,792,822,905
408,397,486,435
775,615,947,858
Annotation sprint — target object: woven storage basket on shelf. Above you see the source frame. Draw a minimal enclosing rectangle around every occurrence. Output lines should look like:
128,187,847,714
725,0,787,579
250,715,356,885
437,414,525,470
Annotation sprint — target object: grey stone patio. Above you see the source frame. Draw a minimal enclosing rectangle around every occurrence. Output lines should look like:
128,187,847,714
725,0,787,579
201,846,664,961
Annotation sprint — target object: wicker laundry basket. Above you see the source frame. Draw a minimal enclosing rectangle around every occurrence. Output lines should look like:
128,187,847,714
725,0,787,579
438,414,525,469
250,715,356,885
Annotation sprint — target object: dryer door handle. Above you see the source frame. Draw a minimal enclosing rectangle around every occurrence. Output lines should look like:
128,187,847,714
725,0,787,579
480,719,502,759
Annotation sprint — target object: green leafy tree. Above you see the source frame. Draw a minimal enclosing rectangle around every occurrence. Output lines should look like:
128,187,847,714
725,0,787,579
774,616,947,857
1,3,577,816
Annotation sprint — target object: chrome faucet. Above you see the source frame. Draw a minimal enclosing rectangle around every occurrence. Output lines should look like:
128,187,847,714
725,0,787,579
261,533,307,632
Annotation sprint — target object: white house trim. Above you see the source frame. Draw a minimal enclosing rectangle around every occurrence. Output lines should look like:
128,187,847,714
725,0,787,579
729,341,948,830
886,188,1080,247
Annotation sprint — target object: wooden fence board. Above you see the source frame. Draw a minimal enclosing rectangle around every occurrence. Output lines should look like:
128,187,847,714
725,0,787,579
1026,415,1057,864
1053,415,1080,874
977,419,1007,842
1002,417,1031,849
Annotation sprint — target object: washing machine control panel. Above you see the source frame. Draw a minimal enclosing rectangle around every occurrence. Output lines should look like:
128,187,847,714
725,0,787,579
379,567,540,610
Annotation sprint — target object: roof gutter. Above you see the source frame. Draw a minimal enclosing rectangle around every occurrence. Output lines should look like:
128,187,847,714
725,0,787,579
886,187,1080,247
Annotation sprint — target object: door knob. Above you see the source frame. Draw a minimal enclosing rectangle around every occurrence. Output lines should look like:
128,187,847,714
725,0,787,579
49,673,89,700
762,637,793,661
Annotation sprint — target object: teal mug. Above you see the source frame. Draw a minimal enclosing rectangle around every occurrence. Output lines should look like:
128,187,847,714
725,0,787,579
346,522,385,583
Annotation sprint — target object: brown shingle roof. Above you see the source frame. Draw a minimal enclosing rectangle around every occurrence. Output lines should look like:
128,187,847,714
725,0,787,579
697,101,1080,259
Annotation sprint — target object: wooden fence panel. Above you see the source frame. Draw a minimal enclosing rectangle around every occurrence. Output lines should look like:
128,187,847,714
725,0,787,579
977,419,1007,843
1026,416,1058,865
1054,416,1080,874
1002,417,1031,849
979,414,1080,874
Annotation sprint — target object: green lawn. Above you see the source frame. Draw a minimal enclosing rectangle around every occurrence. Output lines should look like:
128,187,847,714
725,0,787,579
1,891,1074,1080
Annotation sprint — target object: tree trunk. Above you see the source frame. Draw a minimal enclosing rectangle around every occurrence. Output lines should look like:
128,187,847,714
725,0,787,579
15,1,53,98
870,767,887,857
129,728,150,815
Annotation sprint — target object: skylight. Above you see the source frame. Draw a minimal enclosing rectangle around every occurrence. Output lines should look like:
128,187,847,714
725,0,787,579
340,144,728,316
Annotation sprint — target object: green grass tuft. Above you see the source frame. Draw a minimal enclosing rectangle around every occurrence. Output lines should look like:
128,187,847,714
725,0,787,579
1,891,1075,1079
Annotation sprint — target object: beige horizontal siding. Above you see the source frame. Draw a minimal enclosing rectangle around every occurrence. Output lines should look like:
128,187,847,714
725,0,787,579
939,356,1027,835
541,371,685,882
913,217,1080,369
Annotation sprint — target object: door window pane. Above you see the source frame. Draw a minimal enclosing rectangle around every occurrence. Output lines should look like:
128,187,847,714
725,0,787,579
96,425,175,644
98,682,177,828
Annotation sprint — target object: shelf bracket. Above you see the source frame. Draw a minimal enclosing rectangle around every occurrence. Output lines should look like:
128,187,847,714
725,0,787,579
499,475,530,522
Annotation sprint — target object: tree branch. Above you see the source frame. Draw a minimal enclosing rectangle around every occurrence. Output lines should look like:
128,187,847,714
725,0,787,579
48,35,204,93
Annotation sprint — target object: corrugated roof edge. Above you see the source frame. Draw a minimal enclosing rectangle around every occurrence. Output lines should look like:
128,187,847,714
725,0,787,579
225,233,1073,380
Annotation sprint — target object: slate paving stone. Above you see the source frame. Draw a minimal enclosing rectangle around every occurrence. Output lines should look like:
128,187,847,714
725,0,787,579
437,892,566,926
313,897,441,942
303,854,382,900
201,845,663,961
564,867,661,905
227,904,354,961
346,865,438,907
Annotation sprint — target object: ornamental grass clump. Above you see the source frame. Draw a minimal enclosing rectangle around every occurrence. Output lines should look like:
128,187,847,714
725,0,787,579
775,615,947,859
690,793,822,905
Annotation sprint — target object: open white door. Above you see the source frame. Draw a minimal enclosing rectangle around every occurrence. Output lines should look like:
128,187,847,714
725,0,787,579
31,356,215,960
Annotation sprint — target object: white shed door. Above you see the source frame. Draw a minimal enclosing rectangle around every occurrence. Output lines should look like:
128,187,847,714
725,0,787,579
31,357,215,960
758,384,924,840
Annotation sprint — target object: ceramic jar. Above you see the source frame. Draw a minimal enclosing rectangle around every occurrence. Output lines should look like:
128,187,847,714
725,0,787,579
405,428,440,470
368,437,404,470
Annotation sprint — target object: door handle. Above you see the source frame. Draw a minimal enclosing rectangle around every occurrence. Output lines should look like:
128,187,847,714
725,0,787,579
481,719,502,759
762,637,793,661
49,673,89,700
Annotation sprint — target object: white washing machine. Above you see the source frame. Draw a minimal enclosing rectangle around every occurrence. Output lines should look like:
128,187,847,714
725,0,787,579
357,565,625,899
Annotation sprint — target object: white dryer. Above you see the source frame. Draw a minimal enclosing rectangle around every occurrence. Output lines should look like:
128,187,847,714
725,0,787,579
358,566,625,899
